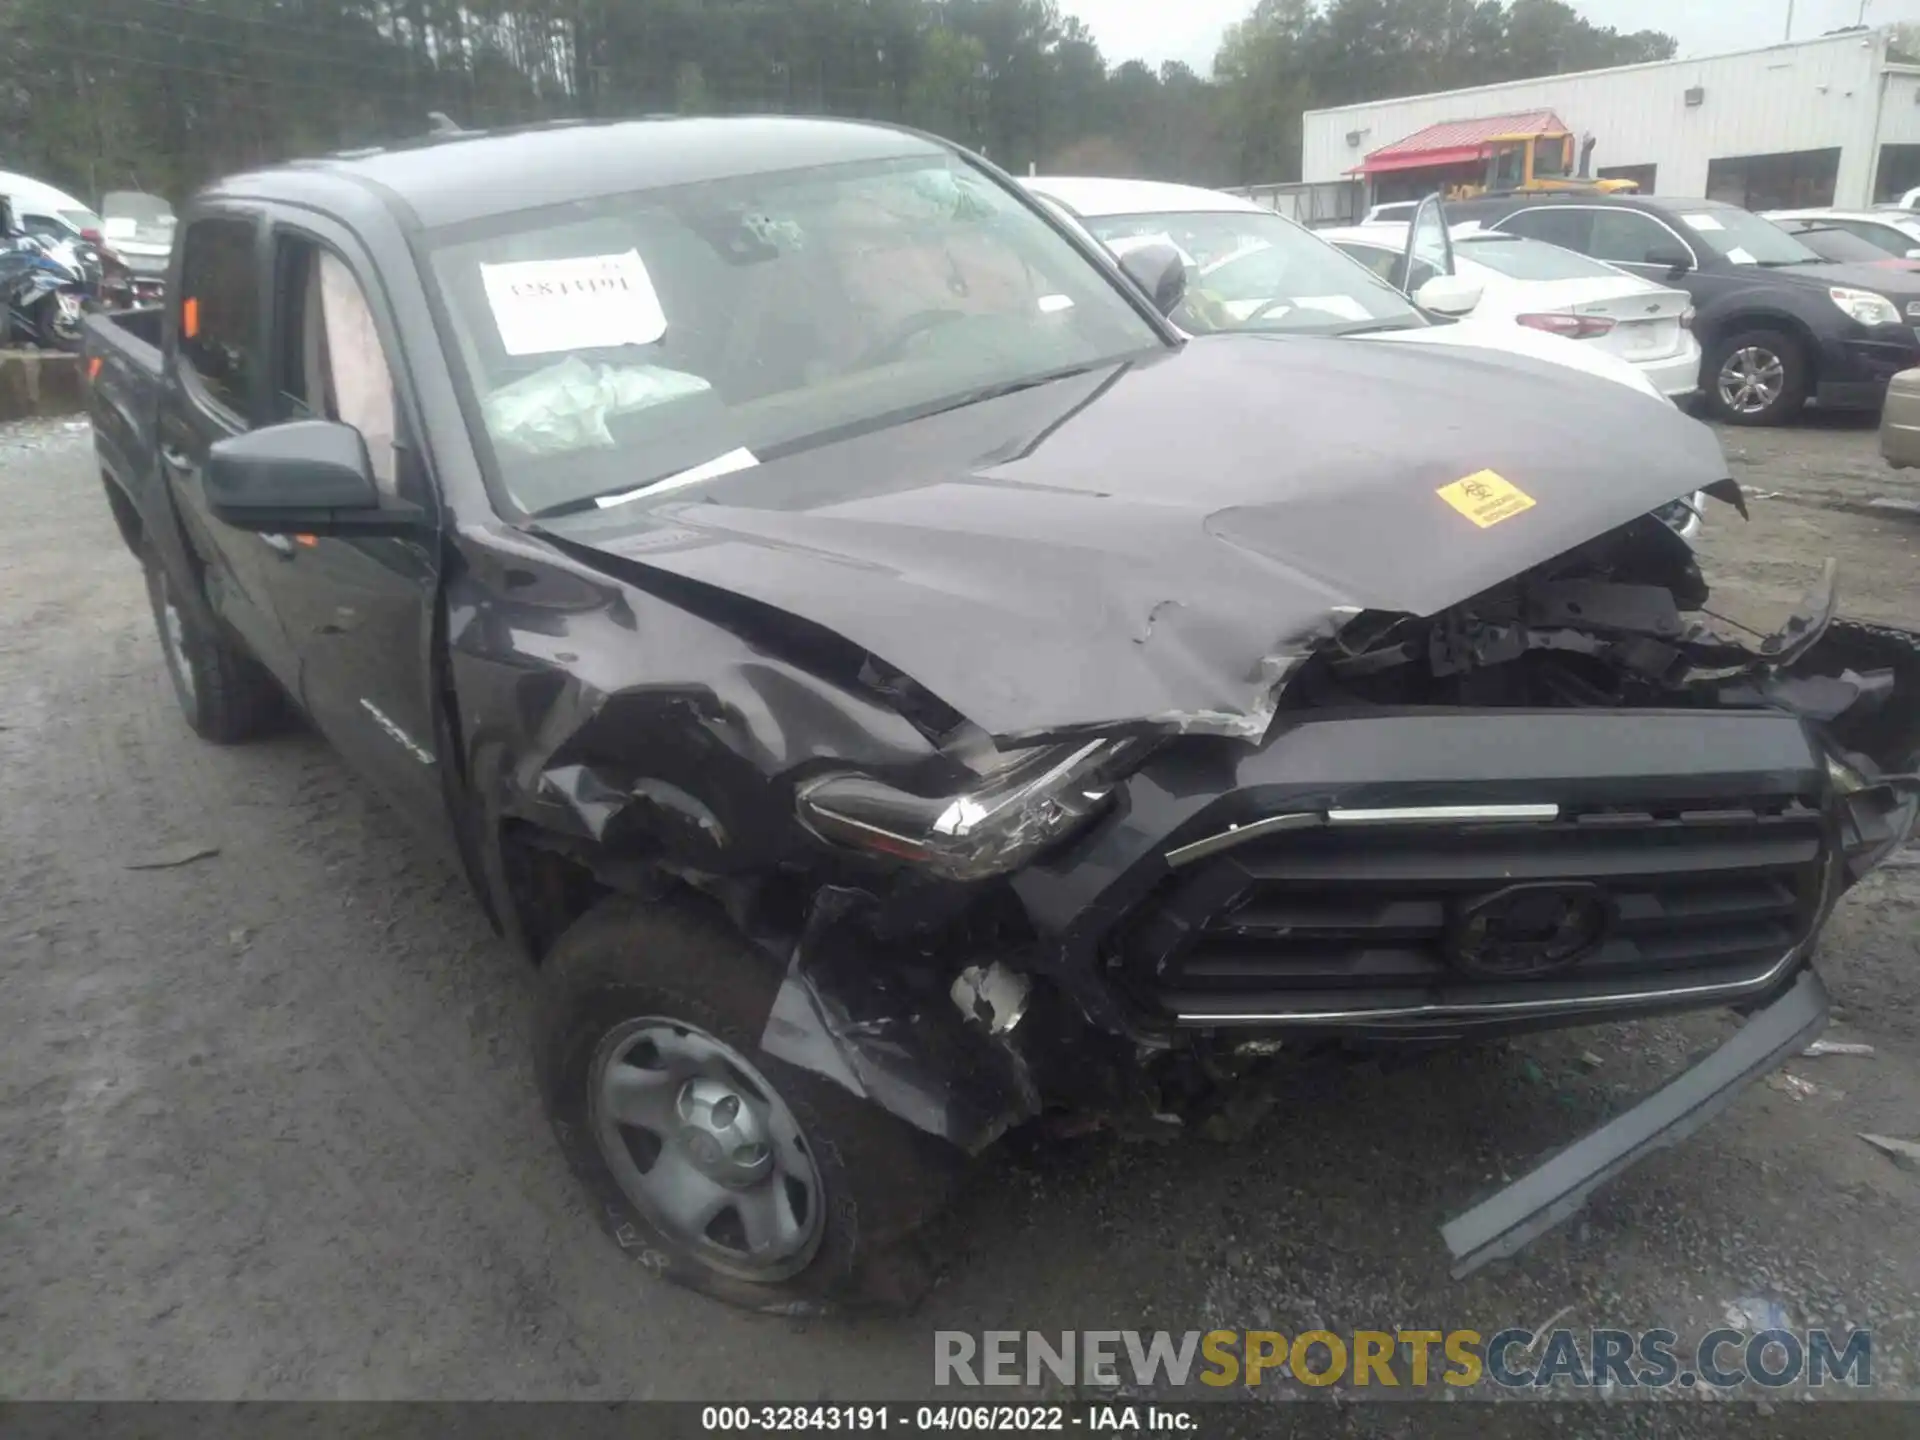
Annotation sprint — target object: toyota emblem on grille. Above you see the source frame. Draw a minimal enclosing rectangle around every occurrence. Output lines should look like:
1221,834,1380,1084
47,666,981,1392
1444,882,1615,978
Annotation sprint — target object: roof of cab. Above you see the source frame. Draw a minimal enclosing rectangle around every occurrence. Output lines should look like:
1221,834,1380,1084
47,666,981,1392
209,115,952,230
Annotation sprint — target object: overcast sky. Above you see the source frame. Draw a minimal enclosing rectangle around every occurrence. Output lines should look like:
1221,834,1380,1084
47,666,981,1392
1071,0,1920,77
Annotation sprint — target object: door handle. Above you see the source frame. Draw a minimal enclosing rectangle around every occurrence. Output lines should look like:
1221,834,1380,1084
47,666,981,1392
158,445,196,473
259,533,296,558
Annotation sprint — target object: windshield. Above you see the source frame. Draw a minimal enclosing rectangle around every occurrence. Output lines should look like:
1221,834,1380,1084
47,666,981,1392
1788,225,1899,264
428,155,1162,517
1675,207,1818,266
1456,233,1622,281
1082,209,1423,335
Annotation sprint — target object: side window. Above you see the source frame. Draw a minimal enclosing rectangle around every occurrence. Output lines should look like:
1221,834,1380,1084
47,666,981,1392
274,235,400,496
1589,210,1677,265
177,218,259,417
1497,207,1593,254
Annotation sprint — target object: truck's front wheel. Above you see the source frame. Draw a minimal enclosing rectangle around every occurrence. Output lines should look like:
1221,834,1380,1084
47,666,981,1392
144,562,282,743
538,896,960,1314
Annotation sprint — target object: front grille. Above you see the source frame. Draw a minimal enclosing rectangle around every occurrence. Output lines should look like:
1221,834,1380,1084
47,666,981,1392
1119,800,1829,1024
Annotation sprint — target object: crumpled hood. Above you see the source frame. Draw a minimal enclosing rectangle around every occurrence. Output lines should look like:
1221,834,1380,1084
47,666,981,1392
541,333,1730,744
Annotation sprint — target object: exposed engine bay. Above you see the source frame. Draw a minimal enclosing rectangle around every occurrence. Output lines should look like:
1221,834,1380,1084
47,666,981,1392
1284,493,1920,776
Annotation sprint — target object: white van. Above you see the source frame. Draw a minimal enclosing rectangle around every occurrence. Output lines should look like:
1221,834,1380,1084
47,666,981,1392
0,170,100,238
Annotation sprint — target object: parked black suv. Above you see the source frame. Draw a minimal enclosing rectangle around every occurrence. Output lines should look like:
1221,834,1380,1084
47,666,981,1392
1448,192,1920,425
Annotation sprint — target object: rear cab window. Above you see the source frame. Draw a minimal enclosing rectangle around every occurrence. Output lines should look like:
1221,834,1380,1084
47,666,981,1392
177,218,261,417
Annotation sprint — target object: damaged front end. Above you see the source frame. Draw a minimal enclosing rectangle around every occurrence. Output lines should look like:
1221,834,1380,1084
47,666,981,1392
479,379,1915,1282
714,489,1920,1276
1283,502,1920,883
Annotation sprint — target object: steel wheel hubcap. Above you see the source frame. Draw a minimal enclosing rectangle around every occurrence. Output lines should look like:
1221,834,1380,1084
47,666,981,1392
591,1019,823,1281
1718,346,1784,414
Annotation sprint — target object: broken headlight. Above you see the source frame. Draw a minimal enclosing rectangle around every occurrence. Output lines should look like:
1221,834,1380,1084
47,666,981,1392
1654,490,1705,540
795,737,1140,881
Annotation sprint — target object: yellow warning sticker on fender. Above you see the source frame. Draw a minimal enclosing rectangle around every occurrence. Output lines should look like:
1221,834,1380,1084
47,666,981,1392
1437,470,1536,528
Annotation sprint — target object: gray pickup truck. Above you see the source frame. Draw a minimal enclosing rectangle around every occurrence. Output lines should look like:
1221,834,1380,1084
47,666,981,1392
87,115,1920,1315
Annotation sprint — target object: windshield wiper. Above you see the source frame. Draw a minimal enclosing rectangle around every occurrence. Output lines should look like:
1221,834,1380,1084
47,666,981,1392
906,359,1120,422
1330,319,1423,336
528,360,1123,519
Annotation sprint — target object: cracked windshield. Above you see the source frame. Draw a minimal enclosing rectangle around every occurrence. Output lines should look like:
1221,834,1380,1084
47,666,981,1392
429,157,1161,516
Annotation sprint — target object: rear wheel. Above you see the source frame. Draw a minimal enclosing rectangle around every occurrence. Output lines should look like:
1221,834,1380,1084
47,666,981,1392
539,896,961,1314
143,562,282,743
1704,328,1806,426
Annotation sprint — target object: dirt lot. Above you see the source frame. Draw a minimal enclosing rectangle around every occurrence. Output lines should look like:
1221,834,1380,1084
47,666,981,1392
0,411,1916,1412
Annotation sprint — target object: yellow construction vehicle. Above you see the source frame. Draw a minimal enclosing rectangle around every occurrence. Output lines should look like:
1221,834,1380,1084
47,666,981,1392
1445,128,1639,201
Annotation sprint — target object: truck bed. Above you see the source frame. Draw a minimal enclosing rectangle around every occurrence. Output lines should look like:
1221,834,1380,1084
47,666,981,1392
85,308,164,516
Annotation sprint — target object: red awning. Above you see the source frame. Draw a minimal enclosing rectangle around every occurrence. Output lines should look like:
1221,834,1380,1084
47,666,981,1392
1349,110,1566,178
1353,145,1485,176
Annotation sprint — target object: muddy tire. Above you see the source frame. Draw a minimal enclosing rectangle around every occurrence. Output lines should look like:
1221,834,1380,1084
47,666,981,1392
538,895,963,1315
143,561,282,743
1704,328,1807,426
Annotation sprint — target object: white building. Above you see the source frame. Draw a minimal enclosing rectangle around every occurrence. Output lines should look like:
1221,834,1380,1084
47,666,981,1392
1301,28,1920,210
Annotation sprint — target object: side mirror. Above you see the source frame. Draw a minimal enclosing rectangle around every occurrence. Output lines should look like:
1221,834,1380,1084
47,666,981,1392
1116,240,1188,317
205,420,417,535
1644,242,1691,278
1413,274,1483,316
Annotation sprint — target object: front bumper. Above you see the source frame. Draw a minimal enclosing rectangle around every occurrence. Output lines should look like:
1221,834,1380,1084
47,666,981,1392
1014,708,1862,1041
1442,966,1829,1277
1815,327,1920,409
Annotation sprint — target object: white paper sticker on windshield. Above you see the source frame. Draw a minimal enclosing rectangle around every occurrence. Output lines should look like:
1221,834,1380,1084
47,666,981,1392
1680,214,1724,232
480,250,667,356
1037,294,1075,313
102,216,137,239
1726,247,1757,265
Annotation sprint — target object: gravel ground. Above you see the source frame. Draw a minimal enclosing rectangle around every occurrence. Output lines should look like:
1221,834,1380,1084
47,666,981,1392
0,411,1916,1413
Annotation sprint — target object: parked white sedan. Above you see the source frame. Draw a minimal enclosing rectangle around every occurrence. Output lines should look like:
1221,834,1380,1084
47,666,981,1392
1320,222,1702,400
1021,176,1676,404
